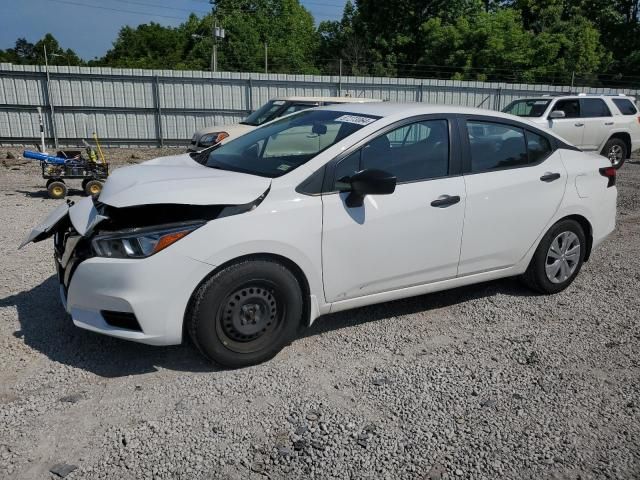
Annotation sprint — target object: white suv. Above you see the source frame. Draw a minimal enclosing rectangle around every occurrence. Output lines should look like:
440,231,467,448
503,94,640,167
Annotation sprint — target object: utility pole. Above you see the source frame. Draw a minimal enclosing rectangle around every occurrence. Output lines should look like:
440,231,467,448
264,42,268,74
210,0,217,72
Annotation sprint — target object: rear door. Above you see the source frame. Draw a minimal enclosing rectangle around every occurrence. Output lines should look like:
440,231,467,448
458,117,567,276
580,98,613,151
548,99,584,147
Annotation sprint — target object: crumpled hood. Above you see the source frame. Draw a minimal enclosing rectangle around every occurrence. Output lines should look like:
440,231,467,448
99,156,271,208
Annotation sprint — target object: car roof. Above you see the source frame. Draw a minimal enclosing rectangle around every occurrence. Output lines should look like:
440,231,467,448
318,102,521,119
317,102,573,142
273,96,381,103
516,94,636,101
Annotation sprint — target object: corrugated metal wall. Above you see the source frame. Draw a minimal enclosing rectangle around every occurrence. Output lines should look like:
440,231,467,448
1,63,638,147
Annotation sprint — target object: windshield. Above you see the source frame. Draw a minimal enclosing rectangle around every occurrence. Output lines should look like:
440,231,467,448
206,110,380,178
241,100,286,126
503,99,551,117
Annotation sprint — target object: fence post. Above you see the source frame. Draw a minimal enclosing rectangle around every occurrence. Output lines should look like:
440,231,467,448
153,75,164,147
338,59,343,97
494,87,502,110
248,77,254,112
43,67,59,149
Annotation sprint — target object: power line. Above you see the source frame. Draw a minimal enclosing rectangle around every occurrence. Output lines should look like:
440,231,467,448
105,0,209,14
47,0,188,20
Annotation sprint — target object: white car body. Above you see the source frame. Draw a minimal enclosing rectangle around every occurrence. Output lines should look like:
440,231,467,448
188,96,382,151
503,94,640,160
23,104,617,355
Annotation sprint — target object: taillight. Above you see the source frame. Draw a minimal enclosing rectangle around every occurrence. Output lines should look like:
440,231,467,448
599,166,616,187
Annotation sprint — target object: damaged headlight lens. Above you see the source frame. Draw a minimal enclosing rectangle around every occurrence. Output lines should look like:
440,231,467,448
91,222,204,259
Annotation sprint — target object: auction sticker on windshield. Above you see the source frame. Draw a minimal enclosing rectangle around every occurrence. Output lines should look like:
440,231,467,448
335,115,377,126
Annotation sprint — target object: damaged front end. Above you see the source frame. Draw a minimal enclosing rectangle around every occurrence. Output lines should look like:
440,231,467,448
20,188,270,301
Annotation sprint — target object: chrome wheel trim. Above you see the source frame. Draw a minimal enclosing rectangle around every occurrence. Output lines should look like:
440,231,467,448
608,144,624,167
545,231,581,284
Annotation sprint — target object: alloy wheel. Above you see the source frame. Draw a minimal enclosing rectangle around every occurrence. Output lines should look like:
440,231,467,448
608,144,624,167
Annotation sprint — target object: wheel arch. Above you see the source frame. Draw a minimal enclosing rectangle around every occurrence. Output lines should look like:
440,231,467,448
183,253,313,339
603,132,631,159
559,214,594,262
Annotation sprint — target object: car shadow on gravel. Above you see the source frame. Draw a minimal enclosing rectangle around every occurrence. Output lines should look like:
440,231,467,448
0,275,216,377
303,277,533,338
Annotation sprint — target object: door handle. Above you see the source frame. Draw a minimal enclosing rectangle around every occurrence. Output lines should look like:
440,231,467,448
431,195,461,208
574,122,585,127
540,172,561,182
605,122,614,126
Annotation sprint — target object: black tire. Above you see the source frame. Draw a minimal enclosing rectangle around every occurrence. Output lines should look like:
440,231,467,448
47,180,67,199
602,138,627,169
81,178,89,191
84,179,103,197
521,219,586,294
187,259,303,368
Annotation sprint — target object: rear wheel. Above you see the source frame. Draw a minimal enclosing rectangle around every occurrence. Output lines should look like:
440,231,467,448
187,259,303,368
522,219,586,294
47,180,67,199
602,138,627,169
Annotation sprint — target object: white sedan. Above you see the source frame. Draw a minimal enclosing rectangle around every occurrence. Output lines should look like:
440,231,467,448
22,104,617,367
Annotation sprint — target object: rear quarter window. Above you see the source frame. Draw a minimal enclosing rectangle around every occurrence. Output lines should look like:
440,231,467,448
612,98,638,115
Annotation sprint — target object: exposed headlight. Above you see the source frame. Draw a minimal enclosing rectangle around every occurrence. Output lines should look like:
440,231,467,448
91,222,204,259
199,132,229,147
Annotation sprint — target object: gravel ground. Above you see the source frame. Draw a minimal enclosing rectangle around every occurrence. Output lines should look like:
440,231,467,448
0,148,639,480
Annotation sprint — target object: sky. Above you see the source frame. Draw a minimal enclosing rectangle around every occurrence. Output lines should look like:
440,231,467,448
0,0,347,60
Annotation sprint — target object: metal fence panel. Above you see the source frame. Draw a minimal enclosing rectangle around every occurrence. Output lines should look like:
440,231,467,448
1,63,638,147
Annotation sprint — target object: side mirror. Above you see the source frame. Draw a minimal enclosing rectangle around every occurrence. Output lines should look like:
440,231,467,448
549,110,566,119
345,169,397,208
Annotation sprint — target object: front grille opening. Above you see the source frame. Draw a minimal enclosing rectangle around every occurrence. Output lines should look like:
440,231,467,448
101,310,143,332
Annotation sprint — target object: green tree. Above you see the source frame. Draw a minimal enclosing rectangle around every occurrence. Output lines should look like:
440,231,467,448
100,21,196,69
0,34,82,66
213,0,318,73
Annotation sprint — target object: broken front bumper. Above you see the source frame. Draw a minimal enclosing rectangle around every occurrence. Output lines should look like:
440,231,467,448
63,253,213,346
25,197,214,346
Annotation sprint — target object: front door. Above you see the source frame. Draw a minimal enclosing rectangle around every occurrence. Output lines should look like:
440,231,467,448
458,119,567,275
321,118,466,302
547,99,584,147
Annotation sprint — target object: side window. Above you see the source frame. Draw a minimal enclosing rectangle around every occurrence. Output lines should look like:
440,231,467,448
467,121,528,172
334,151,360,191
581,98,611,117
552,99,580,118
360,119,449,182
612,98,638,115
526,130,552,163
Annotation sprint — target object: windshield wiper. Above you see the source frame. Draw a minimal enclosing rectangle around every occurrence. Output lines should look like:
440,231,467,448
238,121,256,126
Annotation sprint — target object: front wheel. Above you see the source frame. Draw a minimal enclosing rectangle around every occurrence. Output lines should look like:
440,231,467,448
602,138,627,169
187,259,303,368
84,179,103,197
521,219,586,294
